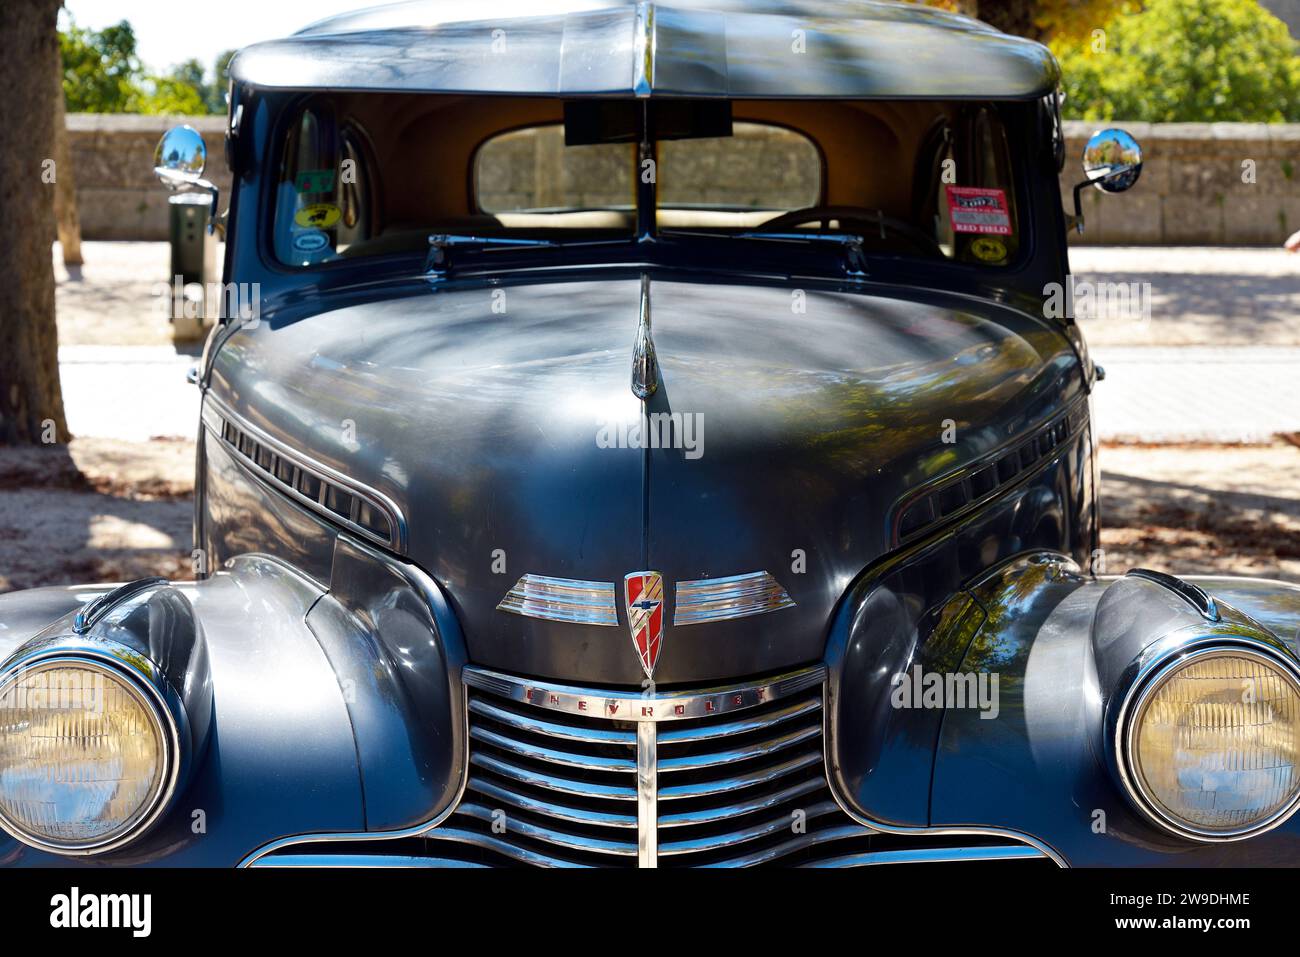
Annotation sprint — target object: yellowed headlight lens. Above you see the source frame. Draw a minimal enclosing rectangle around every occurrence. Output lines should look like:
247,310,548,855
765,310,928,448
1131,651,1300,835
0,662,166,848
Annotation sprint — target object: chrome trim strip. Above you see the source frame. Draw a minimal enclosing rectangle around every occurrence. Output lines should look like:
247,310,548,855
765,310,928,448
1126,568,1220,622
657,750,822,799
456,802,637,857
72,577,168,635
658,801,841,856
470,752,637,800
799,845,1049,868
656,696,820,743
658,777,823,827
468,777,637,829
463,664,826,723
252,854,493,868
204,393,407,553
495,574,618,626
656,723,820,771
420,827,591,868
637,720,658,867
1112,638,1300,843
674,571,796,626
696,824,871,868
893,395,1089,547
467,696,636,744
469,725,636,772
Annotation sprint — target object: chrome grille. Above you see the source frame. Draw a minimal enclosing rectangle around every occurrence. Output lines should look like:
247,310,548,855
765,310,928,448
250,666,1056,868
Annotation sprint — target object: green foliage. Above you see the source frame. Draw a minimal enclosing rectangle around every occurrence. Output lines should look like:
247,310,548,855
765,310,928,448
1054,0,1300,122
60,17,231,115
60,19,141,112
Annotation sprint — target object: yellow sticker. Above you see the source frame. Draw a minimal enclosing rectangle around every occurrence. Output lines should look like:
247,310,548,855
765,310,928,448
970,237,1008,263
294,203,341,229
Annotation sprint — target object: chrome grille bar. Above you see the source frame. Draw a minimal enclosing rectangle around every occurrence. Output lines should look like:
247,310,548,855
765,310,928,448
253,664,1056,868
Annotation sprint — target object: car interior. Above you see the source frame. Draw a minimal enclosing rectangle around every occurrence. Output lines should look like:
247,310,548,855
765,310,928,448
273,93,1021,268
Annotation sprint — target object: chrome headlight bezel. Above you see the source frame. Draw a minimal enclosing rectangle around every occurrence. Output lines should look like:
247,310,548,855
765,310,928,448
1113,637,1300,843
0,640,184,856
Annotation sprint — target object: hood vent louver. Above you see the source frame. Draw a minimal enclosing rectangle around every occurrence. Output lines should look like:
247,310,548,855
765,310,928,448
896,401,1088,545
204,398,405,552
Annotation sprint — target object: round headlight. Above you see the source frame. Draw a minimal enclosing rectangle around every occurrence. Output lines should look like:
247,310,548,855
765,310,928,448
1120,646,1300,840
0,659,173,853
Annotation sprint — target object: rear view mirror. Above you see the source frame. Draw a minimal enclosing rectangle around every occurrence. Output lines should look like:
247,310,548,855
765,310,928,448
153,125,221,235
1082,128,1144,194
1068,127,1145,235
154,125,207,187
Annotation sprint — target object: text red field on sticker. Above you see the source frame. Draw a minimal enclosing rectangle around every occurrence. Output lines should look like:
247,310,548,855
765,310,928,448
946,186,1012,235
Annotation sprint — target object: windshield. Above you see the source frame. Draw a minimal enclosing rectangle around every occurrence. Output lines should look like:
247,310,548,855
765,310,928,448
271,94,1022,270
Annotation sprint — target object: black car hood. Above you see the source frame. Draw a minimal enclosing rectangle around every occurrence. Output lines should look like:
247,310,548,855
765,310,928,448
211,273,1082,685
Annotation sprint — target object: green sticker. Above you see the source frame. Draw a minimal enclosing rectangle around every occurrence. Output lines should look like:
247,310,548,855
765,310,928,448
295,169,336,193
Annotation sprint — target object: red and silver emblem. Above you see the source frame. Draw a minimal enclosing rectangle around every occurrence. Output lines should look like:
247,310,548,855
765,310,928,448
623,571,665,679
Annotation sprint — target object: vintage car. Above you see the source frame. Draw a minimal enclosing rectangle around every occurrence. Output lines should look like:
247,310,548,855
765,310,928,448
2,0,1299,870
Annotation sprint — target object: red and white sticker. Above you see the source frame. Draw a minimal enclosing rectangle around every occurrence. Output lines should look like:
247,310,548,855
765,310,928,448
946,186,1012,235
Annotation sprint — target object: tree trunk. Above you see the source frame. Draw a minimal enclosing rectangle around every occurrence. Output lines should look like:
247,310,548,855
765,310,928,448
0,0,68,445
52,46,83,268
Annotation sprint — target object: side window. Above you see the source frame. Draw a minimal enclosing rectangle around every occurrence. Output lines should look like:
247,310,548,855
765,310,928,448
933,107,1020,267
274,103,374,265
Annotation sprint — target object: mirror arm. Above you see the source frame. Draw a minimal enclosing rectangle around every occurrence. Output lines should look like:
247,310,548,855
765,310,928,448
1068,164,1138,235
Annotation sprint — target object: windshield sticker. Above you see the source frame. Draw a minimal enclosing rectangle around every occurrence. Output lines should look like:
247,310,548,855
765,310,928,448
294,203,342,229
292,230,331,253
295,169,336,193
946,187,1012,235
970,236,1008,262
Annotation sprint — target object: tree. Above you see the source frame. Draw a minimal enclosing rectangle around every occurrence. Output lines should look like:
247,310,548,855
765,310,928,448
52,47,83,267
915,0,1134,42
60,18,142,113
1,0,69,444
1055,0,1300,122
207,50,237,114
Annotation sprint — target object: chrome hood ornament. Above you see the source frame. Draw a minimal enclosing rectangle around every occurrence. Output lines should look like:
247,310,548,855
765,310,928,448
631,274,659,399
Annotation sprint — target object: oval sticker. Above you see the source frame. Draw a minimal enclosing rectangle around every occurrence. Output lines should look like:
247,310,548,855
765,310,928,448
292,230,330,253
294,203,341,229
970,237,1008,263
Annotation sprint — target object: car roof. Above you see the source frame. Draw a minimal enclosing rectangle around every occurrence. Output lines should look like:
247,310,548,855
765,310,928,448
230,0,1059,100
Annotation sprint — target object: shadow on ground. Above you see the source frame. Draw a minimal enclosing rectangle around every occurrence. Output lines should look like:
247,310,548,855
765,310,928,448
0,439,194,592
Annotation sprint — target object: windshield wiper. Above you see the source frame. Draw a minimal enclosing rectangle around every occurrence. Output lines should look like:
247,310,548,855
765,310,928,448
426,233,557,271
659,228,868,277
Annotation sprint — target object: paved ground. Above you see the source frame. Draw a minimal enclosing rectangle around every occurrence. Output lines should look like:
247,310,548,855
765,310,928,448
54,242,1300,443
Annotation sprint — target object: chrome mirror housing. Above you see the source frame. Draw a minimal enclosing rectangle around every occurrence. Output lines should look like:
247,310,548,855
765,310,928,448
1082,128,1144,194
153,125,221,235
1068,127,1144,235
154,125,207,187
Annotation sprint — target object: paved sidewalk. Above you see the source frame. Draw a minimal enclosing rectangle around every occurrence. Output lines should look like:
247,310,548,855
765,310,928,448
52,242,1300,443
60,346,200,441
1090,346,1300,443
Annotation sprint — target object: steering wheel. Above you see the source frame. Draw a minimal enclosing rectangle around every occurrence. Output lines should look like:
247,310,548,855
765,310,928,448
759,205,942,256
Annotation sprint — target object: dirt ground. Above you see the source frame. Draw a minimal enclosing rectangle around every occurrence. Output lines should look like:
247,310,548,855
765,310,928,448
0,438,194,593
3,437,1300,593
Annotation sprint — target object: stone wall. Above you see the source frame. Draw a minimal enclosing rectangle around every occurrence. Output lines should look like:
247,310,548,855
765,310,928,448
67,113,1300,246
68,114,230,241
1060,121,1300,246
